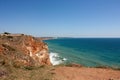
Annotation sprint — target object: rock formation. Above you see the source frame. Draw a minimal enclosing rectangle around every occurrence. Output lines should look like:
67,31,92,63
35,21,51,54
0,33,51,68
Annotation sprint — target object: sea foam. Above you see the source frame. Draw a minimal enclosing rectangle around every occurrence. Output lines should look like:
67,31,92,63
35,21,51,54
49,52,67,65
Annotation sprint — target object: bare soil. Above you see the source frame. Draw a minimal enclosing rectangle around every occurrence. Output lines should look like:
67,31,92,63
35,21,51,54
53,66,120,80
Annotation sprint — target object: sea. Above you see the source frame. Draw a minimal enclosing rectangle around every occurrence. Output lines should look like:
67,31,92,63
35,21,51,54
44,38,120,68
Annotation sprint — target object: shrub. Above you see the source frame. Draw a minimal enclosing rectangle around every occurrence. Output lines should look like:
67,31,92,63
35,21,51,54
4,32,10,35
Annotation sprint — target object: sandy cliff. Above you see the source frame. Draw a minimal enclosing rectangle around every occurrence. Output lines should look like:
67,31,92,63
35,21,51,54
0,33,51,67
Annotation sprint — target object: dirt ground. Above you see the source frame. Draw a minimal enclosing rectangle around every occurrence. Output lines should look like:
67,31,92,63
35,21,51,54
53,66,120,80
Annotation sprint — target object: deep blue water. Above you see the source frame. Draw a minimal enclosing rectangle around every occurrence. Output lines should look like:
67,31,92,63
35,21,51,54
44,38,120,68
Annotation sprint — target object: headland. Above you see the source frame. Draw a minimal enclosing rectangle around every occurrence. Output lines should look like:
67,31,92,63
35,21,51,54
0,32,120,80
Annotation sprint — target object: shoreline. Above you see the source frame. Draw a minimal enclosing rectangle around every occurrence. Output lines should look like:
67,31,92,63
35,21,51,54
37,37,56,40
45,38,120,70
48,48,120,70
0,33,120,80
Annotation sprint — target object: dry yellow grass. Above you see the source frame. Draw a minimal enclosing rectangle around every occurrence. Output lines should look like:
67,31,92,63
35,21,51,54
0,65,55,80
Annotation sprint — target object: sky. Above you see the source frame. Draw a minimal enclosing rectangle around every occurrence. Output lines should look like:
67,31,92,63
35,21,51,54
0,0,120,37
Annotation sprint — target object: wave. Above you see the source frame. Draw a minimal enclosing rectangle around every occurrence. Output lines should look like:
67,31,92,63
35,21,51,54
49,52,67,65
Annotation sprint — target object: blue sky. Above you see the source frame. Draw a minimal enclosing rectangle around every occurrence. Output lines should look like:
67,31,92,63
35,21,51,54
0,0,120,37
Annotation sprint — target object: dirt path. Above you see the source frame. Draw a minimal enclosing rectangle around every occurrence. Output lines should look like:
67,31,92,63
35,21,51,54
53,66,120,80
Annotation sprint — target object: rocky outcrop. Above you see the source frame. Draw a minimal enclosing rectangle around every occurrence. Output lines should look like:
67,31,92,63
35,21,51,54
0,33,51,67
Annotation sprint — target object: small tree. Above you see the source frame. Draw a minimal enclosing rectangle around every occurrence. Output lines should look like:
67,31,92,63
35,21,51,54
4,32,10,35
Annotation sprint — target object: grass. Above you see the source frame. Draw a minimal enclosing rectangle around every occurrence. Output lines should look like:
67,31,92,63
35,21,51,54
0,65,54,80
0,55,54,80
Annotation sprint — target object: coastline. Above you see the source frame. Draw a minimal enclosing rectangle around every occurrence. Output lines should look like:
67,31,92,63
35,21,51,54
0,33,120,80
45,38,120,69
37,37,56,40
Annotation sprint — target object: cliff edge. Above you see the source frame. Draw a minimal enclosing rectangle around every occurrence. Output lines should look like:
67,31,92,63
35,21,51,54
0,33,51,68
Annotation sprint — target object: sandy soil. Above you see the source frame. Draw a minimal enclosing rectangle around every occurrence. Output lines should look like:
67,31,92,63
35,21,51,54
53,66,120,80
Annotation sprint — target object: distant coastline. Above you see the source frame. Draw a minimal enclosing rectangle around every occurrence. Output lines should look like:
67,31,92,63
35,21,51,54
38,37,58,40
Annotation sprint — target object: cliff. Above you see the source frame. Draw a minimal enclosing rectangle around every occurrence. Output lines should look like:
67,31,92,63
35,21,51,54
0,33,51,68
0,33,120,80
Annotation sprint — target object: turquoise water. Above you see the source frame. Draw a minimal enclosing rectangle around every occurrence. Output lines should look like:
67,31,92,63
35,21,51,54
44,38,120,68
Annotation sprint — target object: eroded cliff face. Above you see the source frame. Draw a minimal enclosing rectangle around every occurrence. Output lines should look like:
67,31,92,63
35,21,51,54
0,33,51,67
22,35,51,65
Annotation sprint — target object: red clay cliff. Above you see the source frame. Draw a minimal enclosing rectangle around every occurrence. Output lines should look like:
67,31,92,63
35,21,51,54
0,33,51,67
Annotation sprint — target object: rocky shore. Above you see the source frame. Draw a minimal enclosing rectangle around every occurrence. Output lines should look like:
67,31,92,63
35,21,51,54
0,33,120,80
